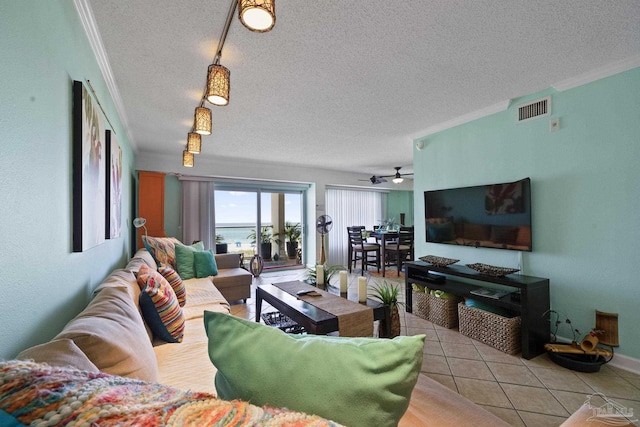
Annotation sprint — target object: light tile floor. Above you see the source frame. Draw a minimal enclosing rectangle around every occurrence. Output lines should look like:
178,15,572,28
229,268,640,427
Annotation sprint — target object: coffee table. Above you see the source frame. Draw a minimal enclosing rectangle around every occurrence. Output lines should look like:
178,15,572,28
255,281,391,337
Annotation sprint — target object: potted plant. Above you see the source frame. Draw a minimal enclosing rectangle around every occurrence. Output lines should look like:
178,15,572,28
369,280,404,338
283,221,301,259
305,264,346,290
247,226,274,260
215,234,228,254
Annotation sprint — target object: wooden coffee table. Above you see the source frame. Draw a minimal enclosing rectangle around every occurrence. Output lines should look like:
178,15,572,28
255,281,391,337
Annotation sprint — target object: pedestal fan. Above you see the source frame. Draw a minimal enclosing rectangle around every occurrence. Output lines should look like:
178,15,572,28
316,215,333,264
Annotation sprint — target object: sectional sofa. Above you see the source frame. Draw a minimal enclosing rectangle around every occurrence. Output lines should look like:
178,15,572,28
2,244,604,426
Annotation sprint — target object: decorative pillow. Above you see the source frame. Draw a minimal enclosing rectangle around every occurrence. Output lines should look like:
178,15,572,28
204,311,425,427
158,263,186,306
136,265,185,343
174,242,205,280
0,360,341,427
142,236,182,268
427,221,455,242
194,249,218,278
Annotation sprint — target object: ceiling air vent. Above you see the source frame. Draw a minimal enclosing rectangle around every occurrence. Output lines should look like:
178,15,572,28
517,96,551,122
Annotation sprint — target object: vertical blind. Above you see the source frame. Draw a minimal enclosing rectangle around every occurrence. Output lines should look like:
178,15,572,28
325,188,386,266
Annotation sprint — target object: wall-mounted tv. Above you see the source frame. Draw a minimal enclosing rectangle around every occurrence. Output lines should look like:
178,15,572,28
424,178,532,251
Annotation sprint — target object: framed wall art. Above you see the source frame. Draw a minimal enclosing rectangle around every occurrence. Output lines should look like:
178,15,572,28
72,80,106,252
105,129,122,239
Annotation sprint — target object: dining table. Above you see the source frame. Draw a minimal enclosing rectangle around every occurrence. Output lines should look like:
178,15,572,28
367,229,402,277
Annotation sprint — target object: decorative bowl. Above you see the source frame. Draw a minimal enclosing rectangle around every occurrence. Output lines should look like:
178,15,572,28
419,255,459,267
466,263,520,277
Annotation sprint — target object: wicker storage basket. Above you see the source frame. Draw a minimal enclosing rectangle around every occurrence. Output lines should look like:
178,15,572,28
411,289,430,321
427,293,460,328
458,303,521,355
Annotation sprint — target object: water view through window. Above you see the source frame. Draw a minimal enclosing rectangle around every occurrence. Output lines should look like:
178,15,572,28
214,189,303,270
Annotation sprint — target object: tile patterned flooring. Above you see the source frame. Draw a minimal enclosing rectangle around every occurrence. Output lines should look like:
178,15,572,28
229,268,640,427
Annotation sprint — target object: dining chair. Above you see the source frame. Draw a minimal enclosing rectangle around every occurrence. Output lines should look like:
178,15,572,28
347,226,380,275
384,226,414,276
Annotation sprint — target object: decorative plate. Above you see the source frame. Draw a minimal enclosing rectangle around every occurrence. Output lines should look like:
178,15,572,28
466,263,520,277
419,255,459,267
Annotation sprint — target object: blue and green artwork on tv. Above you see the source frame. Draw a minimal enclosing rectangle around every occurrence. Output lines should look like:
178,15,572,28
424,177,532,252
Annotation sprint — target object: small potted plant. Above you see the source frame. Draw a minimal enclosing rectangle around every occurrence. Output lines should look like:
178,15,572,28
369,280,404,338
283,221,301,259
215,234,228,254
306,264,346,290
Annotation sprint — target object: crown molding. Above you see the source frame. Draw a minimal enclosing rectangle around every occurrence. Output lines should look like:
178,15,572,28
552,55,640,92
73,0,135,149
408,100,510,141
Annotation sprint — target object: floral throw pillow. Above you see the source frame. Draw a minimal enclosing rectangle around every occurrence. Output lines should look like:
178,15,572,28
142,236,182,268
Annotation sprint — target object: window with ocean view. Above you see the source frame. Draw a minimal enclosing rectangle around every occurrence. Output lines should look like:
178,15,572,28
214,188,304,271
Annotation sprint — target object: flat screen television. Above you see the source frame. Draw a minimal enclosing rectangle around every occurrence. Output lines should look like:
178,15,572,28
424,177,532,251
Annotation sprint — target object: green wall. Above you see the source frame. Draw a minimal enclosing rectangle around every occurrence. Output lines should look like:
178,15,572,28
413,68,640,360
0,2,136,359
387,190,414,226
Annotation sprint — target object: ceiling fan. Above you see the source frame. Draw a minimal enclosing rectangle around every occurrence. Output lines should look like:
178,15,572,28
359,167,413,185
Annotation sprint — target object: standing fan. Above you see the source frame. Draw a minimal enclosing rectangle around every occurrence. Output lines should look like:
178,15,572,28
316,215,333,264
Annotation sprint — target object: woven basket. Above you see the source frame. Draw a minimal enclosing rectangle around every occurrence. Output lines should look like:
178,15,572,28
427,293,460,328
458,303,521,355
411,289,430,321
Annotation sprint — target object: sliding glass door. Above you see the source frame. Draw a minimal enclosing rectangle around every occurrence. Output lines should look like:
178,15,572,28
214,187,304,270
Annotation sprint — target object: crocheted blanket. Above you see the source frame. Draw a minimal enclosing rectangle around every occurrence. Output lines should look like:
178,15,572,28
0,360,342,426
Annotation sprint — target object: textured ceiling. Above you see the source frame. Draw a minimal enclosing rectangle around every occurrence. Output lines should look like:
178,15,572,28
87,0,640,177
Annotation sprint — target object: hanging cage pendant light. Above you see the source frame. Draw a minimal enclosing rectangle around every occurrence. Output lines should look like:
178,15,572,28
239,0,276,32
206,64,230,106
194,106,212,135
183,150,194,167
187,132,202,154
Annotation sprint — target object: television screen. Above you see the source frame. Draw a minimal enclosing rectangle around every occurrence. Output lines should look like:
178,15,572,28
424,178,532,251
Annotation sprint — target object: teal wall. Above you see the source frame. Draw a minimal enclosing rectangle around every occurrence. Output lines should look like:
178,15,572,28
413,68,640,359
387,190,414,226
0,2,136,358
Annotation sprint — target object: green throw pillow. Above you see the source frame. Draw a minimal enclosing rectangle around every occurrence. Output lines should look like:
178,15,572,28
204,311,425,427
194,249,218,277
174,242,204,280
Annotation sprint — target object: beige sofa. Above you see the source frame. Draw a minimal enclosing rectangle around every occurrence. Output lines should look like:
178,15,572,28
9,249,600,426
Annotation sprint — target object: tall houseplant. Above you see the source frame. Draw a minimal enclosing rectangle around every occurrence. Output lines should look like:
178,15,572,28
247,226,274,260
283,221,301,259
369,280,403,338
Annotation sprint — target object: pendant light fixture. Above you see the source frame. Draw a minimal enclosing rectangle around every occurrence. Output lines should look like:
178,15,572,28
194,106,212,135
187,132,202,154
239,0,276,32
183,150,194,167
206,63,230,106
180,0,276,165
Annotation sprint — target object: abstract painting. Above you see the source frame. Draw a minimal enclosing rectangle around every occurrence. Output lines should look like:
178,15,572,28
106,129,122,239
73,80,106,251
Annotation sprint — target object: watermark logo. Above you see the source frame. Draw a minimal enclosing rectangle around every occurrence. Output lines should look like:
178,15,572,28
584,392,637,426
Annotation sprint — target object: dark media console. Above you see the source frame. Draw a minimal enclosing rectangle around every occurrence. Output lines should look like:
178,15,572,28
405,261,550,359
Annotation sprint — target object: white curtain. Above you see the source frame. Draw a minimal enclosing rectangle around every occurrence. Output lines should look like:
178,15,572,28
325,188,386,266
181,181,215,249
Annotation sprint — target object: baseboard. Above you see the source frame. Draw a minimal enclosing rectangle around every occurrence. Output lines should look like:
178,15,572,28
608,353,640,375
